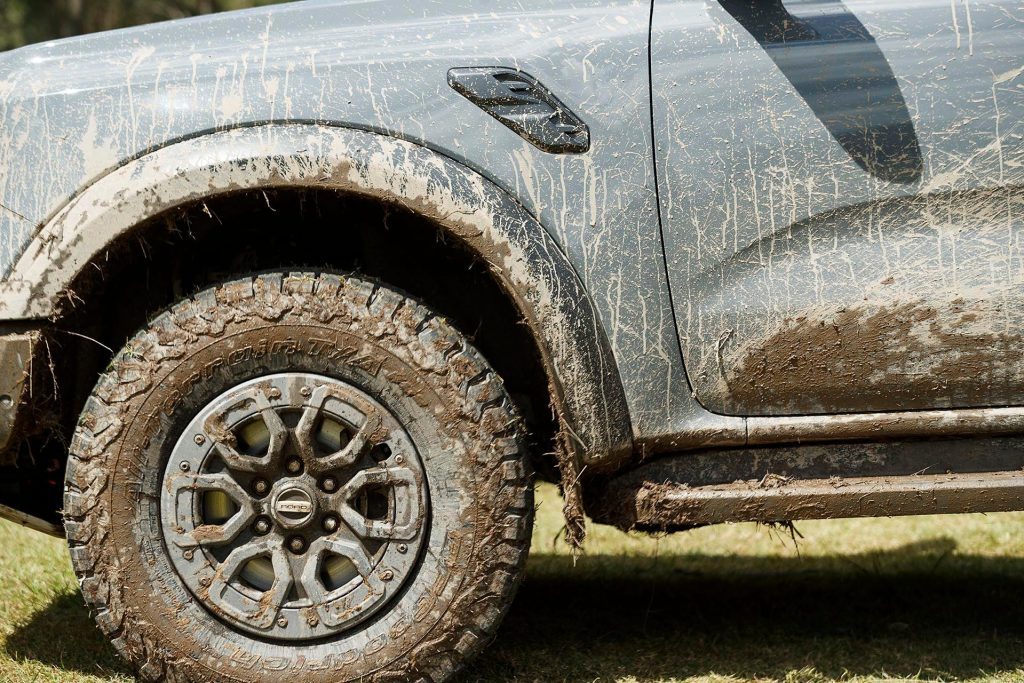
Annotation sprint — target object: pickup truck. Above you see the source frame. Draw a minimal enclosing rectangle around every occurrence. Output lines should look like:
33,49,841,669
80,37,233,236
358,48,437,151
0,0,1019,680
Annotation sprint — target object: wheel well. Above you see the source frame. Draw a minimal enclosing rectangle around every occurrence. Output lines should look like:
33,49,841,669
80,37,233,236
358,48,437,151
22,188,556,522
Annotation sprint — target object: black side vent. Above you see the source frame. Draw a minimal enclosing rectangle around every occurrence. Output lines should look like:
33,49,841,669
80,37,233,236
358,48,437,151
447,67,590,154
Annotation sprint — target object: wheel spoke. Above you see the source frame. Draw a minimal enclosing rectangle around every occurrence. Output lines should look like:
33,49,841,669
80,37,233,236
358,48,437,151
205,390,288,473
300,535,381,627
295,385,383,475
165,473,256,548
301,535,374,594
336,466,423,541
206,538,293,631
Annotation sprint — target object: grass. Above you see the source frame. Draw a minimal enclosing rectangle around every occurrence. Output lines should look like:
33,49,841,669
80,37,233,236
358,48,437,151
2,483,1024,682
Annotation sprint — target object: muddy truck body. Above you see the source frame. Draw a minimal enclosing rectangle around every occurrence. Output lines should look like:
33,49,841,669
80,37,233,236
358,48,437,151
0,0,1020,680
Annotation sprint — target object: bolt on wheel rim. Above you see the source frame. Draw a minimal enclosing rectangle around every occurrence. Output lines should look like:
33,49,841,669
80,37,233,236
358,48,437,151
161,373,429,640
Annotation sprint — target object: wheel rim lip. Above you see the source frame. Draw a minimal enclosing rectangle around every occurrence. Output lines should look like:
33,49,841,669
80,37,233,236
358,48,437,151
159,372,429,642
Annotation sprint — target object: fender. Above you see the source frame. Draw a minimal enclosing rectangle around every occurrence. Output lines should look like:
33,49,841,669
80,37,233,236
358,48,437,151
0,123,632,469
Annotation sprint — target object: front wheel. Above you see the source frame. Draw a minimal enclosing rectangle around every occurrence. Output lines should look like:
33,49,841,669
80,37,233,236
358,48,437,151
64,272,533,682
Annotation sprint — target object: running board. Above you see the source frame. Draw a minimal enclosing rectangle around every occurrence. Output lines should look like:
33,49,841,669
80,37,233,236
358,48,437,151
588,437,1024,531
607,472,1024,530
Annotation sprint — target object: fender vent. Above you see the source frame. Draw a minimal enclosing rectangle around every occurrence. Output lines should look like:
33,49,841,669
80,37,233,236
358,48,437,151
447,67,590,154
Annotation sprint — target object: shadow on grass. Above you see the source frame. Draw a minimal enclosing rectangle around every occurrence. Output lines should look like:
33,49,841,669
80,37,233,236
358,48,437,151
463,538,1024,682
4,590,131,679
7,538,1024,682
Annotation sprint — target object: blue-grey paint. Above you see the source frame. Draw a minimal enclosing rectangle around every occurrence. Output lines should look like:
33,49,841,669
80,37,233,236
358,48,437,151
653,0,1024,417
0,0,1021,464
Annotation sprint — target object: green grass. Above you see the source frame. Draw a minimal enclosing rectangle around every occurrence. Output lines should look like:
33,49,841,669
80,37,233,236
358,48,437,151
2,483,1023,682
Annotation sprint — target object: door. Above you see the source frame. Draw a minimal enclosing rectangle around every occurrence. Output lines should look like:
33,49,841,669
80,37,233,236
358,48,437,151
652,0,1024,416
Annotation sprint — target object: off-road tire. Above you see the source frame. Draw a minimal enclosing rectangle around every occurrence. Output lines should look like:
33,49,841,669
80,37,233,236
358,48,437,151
64,272,533,682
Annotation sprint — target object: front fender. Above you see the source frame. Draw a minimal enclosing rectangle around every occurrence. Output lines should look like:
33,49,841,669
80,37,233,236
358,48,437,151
0,124,632,468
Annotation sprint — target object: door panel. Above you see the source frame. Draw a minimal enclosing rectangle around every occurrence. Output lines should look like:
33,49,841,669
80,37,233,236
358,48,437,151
653,0,1024,416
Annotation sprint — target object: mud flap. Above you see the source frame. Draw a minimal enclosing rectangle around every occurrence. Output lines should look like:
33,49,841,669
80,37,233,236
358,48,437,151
0,331,38,459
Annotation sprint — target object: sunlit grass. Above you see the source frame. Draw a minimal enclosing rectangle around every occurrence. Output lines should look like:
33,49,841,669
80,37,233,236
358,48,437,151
2,483,1023,682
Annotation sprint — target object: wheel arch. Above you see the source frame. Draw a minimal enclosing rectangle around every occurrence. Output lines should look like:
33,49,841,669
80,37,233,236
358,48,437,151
1,124,631,479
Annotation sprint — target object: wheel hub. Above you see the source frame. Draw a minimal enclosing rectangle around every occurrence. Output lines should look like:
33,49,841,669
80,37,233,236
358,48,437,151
160,373,429,641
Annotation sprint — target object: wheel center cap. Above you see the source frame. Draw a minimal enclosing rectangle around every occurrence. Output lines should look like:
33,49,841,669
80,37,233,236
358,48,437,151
271,485,316,528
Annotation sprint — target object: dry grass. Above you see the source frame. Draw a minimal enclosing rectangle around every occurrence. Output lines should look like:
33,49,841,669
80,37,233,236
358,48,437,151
2,483,1023,682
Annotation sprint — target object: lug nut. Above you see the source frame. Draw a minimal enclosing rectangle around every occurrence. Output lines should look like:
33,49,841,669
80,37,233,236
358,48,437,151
253,517,272,535
288,536,306,554
321,476,337,493
322,515,339,533
286,458,303,475
252,478,270,496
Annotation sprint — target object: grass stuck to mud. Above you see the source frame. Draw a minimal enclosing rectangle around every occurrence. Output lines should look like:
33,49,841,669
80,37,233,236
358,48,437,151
1,483,1023,682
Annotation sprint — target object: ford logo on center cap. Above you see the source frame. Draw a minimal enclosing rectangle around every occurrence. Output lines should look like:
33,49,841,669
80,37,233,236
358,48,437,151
273,487,315,527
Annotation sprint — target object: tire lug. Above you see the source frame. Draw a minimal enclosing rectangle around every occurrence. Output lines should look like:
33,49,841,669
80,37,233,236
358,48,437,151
322,515,339,533
321,476,337,493
252,478,270,496
253,517,272,535
286,458,303,475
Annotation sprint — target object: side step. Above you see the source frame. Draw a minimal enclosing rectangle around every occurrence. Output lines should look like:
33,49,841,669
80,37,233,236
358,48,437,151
589,437,1024,531
607,472,1024,530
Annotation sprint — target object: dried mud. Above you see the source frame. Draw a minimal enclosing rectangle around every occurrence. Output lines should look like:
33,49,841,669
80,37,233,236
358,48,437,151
720,295,1024,415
